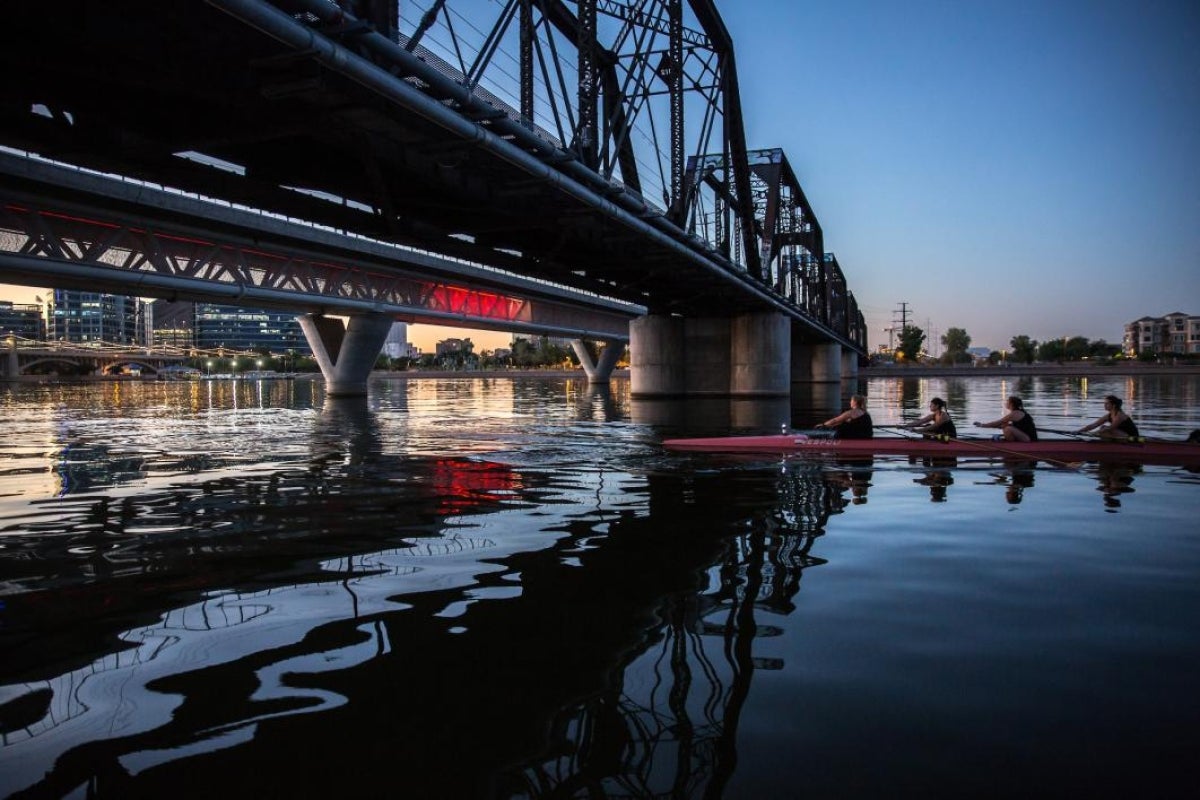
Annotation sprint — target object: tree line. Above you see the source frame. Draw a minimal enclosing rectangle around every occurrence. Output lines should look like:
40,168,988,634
890,325,1123,365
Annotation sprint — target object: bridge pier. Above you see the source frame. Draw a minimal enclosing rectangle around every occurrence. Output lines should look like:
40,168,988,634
299,312,394,397
842,348,860,379
630,312,789,398
791,342,843,384
571,338,624,383
731,313,790,397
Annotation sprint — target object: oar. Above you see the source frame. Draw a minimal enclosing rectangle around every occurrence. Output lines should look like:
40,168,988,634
1040,426,1189,445
1037,426,1101,440
871,424,929,440
935,433,1085,471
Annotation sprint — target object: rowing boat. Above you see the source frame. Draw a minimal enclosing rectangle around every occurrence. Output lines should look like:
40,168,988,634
660,434,1200,465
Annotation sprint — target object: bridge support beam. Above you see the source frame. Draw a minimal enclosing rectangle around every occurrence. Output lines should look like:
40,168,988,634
631,312,789,397
731,313,790,397
571,338,624,383
5,341,16,378
683,318,732,396
630,315,685,396
842,348,859,379
299,312,394,397
793,342,843,383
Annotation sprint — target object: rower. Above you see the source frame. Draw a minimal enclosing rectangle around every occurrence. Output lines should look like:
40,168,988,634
816,394,874,439
1077,395,1139,440
974,396,1038,442
906,397,957,438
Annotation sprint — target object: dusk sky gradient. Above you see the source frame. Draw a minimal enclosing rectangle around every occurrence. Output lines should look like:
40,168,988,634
726,0,1199,352
3,1,1197,354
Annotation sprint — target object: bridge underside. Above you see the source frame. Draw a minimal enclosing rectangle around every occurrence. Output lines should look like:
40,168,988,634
0,152,636,343
0,1,753,317
0,1,866,355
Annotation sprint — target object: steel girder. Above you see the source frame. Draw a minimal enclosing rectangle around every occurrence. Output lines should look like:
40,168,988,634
0,157,637,340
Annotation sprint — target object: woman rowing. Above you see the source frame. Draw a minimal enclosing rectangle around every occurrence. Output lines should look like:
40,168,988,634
1077,395,1139,440
816,394,873,439
974,395,1038,442
906,397,957,438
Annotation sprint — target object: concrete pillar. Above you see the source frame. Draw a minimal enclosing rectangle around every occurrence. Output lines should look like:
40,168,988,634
571,338,624,383
730,312,790,397
808,342,843,383
842,348,859,379
630,315,685,396
5,341,17,378
299,312,394,397
683,317,731,396
790,341,814,382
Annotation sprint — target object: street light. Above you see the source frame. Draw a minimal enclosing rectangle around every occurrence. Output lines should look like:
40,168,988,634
206,359,213,377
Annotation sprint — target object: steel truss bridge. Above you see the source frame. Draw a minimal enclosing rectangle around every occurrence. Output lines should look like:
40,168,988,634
0,0,866,353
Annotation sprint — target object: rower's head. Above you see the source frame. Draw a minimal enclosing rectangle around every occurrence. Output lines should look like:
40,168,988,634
850,394,866,409
1105,395,1123,411
1006,396,1024,410
930,397,947,411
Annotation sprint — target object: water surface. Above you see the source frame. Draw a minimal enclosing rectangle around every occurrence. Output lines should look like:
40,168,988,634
1,374,1197,798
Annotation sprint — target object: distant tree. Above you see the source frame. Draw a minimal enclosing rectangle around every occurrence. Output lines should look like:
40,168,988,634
1063,336,1090,361
941,327,972,363
1010,335,1037,364
896,325,925,362
1089,339,1121,359
1037,339,1064,362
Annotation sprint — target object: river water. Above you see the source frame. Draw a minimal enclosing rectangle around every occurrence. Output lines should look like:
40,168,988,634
1,373,1197,798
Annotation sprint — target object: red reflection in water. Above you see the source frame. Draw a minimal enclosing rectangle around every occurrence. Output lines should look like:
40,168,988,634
429,458,523,515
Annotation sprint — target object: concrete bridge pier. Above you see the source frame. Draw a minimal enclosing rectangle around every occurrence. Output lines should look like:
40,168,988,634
630,315,685,396
571,338,624,383
5,341,16,379
631,312,790,398
299,312,394,397
730,312,790,397
792,342,843,384
842,348,860,380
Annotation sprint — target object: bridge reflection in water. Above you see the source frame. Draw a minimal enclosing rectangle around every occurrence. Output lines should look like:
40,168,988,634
0,394,865,797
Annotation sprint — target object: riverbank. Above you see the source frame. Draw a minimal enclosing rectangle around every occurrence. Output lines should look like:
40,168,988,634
861,362,1200,378
371,368,629,380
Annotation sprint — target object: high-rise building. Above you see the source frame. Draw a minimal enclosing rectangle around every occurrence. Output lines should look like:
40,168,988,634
0,301,44,340
151,300,309,354
382,321,418,359
48,290,144,344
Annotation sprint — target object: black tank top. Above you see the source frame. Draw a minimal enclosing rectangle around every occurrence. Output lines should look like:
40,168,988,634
1013,411,1037,441
929,417,957,437
837,411,874,440
1116,416,1139,438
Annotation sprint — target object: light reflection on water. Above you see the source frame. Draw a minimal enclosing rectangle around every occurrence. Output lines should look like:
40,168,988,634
0,374,1198,798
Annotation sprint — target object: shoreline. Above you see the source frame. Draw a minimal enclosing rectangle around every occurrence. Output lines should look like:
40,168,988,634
859,362,1200,378
5,364,1198,384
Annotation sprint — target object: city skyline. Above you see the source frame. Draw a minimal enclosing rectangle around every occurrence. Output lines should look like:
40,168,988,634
4,1,1198,354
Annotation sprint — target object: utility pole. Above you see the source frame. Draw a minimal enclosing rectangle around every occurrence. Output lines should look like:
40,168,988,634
891,302,910,353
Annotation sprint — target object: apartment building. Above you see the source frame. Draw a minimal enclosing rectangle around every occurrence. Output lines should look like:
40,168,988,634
1123,312,1200,356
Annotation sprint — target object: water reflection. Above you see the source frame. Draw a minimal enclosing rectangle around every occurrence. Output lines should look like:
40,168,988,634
987,459,1038,505
506,462,840,797
0,442,851,797
910,456,957,502
1094,461,1140,511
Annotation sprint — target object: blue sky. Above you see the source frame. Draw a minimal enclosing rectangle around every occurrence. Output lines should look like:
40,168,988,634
4,1,1197,354
724,0,1200,351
